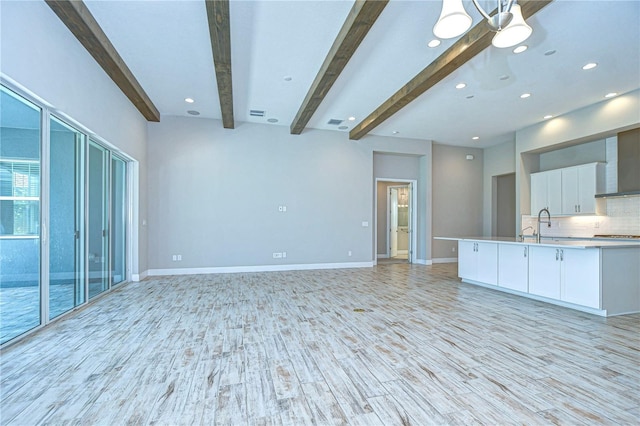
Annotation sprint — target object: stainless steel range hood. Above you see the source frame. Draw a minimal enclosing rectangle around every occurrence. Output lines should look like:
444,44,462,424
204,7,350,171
595,128,640,198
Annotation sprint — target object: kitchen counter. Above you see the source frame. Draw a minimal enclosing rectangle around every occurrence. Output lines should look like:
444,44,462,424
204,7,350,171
435,236,640,249
435,236,640,316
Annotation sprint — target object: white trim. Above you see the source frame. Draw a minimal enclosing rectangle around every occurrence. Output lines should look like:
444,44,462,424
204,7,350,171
131,270,148,282
147,261,374,276
413,259,432,265
376,254,389,259
432,257,458,264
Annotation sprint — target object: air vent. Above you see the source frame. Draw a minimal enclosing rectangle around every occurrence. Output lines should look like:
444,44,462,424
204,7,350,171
327,119,343,126
250,110,265,117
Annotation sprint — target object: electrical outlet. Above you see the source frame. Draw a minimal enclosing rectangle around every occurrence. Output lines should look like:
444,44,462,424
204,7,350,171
282,252,287,258
172,255,177,261
177,255,182,261
348,250,352,257
452,246,456,252
278,206,283,212
282,206,287,212
273,252,282,259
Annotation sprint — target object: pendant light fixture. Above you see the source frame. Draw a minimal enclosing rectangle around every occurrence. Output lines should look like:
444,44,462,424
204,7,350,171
433,0,533,48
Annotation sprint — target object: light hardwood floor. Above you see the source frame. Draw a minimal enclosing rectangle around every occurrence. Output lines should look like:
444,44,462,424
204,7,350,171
1,263,638,425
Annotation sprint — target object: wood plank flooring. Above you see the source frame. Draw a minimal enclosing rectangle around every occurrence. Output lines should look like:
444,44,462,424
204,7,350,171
1,263,638,425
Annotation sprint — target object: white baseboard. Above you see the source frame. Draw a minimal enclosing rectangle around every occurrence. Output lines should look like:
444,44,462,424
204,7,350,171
147,261,375,276
131,270,148,282
431,257,458,264
376,254,389,259
413,259,432,265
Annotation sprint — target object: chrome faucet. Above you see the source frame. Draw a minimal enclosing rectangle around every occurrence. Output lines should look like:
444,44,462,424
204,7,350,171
519,226,534,241
536,208,551,243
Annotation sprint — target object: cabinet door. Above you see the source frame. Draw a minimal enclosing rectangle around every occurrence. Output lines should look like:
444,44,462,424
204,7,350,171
547,169,563,215
498,244,528,292
561,248,600,308
577,164,597,214
561,167,579,215
530,172,547,214
476,242,498,285
528,246,561,299
458,241,477,280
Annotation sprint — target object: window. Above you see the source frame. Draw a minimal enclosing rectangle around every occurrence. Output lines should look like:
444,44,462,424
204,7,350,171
0,159,40,236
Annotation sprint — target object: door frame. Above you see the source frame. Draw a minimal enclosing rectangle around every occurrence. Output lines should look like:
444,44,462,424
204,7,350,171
374,178,418,265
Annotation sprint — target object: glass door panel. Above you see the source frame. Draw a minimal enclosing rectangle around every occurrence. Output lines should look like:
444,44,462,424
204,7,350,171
49,117,85,319
0,87,42,344
88,142,109,299
111,156,126,286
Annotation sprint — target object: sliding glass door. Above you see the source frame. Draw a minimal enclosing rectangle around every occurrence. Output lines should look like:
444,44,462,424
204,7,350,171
49,117,85,319
88,141,109,299
0,87,42,344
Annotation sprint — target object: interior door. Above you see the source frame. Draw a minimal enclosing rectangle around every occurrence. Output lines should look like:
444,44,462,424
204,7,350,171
389,188,398,257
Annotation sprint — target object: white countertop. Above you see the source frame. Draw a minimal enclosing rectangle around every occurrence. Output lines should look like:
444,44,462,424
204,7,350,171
434,236,640,249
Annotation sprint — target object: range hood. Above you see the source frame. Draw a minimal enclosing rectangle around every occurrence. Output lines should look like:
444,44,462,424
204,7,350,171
595,128,640,198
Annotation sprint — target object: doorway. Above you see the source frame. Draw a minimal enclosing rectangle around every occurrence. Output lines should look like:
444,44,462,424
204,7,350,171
492,173,516,237
375,179,417,264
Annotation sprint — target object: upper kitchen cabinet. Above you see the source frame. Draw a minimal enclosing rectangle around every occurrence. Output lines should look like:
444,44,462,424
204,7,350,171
531,162,604,216
531,169,562,215
561,163,605,215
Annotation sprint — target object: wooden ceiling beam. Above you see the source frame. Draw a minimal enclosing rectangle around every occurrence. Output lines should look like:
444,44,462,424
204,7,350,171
349,0,553,140
290,0,389,135
45,0,160,122
206,0,234,129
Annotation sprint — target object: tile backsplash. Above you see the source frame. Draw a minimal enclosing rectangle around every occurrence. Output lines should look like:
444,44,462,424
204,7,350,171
522,196,640,237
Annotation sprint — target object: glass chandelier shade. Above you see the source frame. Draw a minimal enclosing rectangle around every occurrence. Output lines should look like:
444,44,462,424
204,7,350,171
433,0,473,39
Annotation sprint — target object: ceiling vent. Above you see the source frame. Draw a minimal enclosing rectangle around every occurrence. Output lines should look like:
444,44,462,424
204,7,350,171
250,110,265,117
327,119,343,125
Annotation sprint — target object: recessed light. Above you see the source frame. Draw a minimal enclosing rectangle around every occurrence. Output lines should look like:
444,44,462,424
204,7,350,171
466,95,475,99
348,116,356,121
544,49,556,56
472,136,479,140
187,110,200,116
338,125,348,130
520,93,531,99
428,39,441,48
605,92,618,98
284,76,292,81
456,83,466,89
582,62,597,70
513,45,528,54
267,118,278,123
185,98,194,103
543,114,553,119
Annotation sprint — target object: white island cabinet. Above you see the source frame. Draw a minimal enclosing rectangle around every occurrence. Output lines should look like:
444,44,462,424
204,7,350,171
498,244,529,292
442,236,640,317
529,246,600,308
458,241,497,285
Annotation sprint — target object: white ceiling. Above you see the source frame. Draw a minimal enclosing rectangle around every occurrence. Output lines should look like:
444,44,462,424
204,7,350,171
83,0,640,148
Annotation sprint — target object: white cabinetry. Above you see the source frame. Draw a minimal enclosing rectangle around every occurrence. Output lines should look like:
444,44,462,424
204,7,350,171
458,241,498,285
530,169,562,215
498,244,529,292
530,162,604,216
561,163,605,215
529,246,600,308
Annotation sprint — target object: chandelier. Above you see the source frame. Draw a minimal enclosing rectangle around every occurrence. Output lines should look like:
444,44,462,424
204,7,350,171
433,0,533,48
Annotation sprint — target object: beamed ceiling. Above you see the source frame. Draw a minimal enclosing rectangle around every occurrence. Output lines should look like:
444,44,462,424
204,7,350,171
47,0,640,148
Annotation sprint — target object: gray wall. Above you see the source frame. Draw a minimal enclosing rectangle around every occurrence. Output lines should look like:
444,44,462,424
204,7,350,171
538,139,606,171
432,144,484,259
147,117,374,269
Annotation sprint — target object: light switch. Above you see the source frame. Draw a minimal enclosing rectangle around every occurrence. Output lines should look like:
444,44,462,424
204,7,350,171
362,221,369,227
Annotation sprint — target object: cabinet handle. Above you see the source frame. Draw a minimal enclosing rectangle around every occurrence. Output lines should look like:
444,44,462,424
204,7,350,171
524,247,528,257
578,205,581,213
560,249,564,261
555,249,559,261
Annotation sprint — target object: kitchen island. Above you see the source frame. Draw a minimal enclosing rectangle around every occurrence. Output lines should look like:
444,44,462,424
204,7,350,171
436,237,640,316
